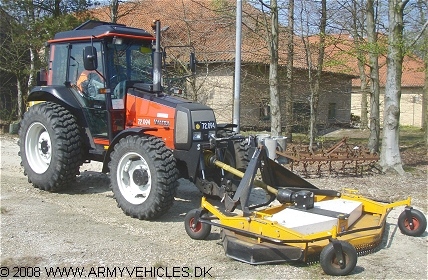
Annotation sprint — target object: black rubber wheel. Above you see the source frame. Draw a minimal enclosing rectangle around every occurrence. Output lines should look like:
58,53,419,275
184,209,211,240
320,241,357,276
398,208,427,237
18,102,83,191
109,135,178,220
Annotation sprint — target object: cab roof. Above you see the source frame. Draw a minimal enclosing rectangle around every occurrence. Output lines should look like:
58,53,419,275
50,20,155,42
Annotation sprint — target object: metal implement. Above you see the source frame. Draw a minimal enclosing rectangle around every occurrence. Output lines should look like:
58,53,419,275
278,137,380,176
184,146,427,276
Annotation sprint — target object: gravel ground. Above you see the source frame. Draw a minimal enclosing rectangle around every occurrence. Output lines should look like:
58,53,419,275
1,133,427,279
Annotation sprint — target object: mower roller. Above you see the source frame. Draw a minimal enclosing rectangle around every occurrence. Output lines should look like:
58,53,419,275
184,145,427,276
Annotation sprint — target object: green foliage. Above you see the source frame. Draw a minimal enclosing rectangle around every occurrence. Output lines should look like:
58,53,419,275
0,0,95,121
211,0,230,10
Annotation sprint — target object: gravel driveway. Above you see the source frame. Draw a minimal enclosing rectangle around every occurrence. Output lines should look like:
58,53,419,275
1,134,427,279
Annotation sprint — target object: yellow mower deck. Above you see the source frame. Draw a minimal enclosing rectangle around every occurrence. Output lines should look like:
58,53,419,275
184,146,426,276
200,192,409,260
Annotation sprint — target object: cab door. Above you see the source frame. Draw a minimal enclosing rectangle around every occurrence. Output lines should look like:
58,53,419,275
68,42,109,140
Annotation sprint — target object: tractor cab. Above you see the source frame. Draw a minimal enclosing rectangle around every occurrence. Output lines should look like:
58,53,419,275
35,21,159,143
35,20,196,150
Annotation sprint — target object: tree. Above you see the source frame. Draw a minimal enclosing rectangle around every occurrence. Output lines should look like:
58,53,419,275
95,0,139,23
367,0,381,153
410,0,427,146
354,1,370,130
298,0,327,149
284,0,294,141
379,0,409,174
266,0,281,136
309,0,326,149
0,0,93,119
0,8,29,121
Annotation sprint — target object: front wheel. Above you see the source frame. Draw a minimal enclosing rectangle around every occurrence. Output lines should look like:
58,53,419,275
398,208,427,237
109,135,178,220
320,241,357,276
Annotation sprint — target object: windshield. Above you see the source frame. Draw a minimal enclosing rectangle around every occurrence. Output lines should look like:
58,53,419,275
106,40,153,90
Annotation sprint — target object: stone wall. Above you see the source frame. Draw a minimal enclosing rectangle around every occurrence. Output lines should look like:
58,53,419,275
351,87,424,128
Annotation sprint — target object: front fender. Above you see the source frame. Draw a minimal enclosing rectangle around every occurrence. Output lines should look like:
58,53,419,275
101,127,158,173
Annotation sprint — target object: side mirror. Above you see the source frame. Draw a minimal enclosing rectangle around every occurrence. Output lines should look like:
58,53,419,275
83,46,98,71
36,69,47,86
189,52,196,73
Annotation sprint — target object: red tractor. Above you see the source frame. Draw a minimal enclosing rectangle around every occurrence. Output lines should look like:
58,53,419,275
19,20,248,220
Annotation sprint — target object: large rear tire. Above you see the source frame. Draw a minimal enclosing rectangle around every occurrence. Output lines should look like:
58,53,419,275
18,102,83,191
109,135,178,220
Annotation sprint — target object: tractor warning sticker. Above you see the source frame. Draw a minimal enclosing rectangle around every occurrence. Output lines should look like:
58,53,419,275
194,121,216,130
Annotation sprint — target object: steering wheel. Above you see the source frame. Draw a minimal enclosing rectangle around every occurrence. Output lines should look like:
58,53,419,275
110,73,128,86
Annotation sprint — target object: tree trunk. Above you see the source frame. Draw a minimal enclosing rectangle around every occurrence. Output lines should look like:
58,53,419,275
284,0,294,142
308,0,326,150
379,0,409,175
424,58,428,146
359,66,369,129
350,0,368,129
111,0,119,23
17,78,23,119
269,0,281,136
419,1,428,146
367,0,380,153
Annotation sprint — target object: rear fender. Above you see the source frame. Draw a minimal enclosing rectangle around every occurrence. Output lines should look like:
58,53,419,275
28,86,87,127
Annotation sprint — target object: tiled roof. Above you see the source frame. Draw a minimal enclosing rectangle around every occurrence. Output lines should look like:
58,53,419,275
308,34,425,88
90,0,317,71
91,1,424,85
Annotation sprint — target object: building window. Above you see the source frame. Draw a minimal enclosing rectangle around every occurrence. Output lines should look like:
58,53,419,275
328,103,336,120
293,102,310,132
259,98,270,120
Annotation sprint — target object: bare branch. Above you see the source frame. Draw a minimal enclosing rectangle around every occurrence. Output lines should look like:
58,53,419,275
409,20,428,48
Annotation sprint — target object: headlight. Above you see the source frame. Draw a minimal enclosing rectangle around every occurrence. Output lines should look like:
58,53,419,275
192,132,202,140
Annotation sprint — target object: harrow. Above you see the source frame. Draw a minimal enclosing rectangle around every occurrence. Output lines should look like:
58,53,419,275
279,137,380,176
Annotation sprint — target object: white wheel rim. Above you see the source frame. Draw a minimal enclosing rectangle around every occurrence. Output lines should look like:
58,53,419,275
117,152,152,204
25,122,51,174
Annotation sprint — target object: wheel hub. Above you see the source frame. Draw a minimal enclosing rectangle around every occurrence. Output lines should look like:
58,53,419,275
38,131,51,160
117,152,152,205
40,139,49,154
25,122,51,174
132,168,149,186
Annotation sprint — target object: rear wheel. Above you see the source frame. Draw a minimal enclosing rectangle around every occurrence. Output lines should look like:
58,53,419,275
398,208,427,237
18,102,83,191
109,135,178,220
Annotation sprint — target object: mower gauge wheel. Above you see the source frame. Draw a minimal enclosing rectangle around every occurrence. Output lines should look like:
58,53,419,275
320,240,357,276
184,209,211,240
398,208,427,237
